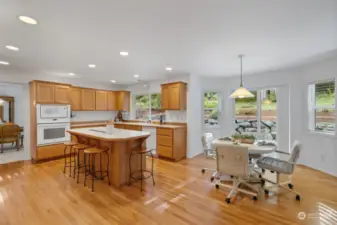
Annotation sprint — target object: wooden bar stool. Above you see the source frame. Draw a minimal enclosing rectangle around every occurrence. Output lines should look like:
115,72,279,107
129,149,155,191
63,142,77,177
73,144,90,182
84,147,111,192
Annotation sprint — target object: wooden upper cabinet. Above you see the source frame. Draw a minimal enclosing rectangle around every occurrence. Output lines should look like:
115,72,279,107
107,91,117,110
54,85,70,104
81,89,96,111
95,90,108,111
69,87,81,111
116,91,130,111
36,82,55,104
161,82,187,110
161,85,169,110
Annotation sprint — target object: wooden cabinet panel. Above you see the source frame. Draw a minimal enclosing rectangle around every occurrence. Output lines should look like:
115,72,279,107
157,128,173,136
107,91,117,110
54,85,70,104
95,90,108,111
117,91,130,111
114,124,124,129
37,144,66,161
161,86,169,109
161,82,187,110
157,135,173,147
69,87,81,111
81,89,96,110
169,84,180,110
36,82,55,104
157,145,173,158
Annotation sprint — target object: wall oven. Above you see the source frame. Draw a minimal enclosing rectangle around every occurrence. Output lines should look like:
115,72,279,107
36,104,71,146
37,123,70,146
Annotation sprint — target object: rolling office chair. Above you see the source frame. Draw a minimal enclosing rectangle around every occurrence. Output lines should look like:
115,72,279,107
200,133,218,181
256,140,301,201
214,142,260,203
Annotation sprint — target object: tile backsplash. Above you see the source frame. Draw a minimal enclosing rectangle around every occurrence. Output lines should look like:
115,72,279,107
165,110,186,122
71,111,117,122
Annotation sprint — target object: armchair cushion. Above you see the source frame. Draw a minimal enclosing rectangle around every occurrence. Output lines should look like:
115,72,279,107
257,157,295,174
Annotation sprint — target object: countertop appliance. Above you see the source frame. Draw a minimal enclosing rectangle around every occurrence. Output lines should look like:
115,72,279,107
37,104,71,146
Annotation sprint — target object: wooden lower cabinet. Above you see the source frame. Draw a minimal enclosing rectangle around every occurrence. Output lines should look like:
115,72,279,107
156,127,186,161
36,144,66,161
114,124,125,129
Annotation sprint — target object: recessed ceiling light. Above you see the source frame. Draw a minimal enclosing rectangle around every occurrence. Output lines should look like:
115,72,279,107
166,67,172,71
18,16,38,25
5,45,19,51
134,74,139,78
88,64,96,68
120,52,128,56
110,80,116,83
0,61,9,65
68,73,76,76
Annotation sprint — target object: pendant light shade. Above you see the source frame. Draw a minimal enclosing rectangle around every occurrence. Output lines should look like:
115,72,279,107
230,55,255,99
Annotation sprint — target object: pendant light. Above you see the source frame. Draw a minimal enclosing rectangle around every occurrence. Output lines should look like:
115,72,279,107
230,55,255,99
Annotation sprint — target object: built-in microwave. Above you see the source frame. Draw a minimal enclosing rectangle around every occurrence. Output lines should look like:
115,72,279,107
37,104,71,124
37,123,70,146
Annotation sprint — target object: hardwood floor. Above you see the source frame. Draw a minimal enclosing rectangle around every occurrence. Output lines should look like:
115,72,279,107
1,155,337,225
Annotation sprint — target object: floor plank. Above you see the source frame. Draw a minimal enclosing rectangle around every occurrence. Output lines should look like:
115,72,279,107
0,155,337,225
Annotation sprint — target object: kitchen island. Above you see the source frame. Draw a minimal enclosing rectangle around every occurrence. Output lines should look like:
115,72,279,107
67,127,150,188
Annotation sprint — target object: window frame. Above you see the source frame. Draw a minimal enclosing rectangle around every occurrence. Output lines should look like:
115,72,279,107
233,88,278,139
307,79,336,136
133,92,162,121
203,91,222,128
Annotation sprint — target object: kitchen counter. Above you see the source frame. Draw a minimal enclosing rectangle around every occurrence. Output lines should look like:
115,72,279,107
67,127,150,141
114,121,184,129
67,126,149,188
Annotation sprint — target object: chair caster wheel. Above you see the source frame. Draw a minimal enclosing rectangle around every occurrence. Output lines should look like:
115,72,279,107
296,195,301,201
288,183,294,189
262,169,265,173
210,177,215,182
261,180,265,186
230,175,233,178
271,171,275,173
201,169,205,173
259,174,262,178
215,184,219,189
225,198,230,203
252,196,258,201
264,190,269,195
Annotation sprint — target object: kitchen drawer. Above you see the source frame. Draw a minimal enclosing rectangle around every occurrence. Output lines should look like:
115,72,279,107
157,128,173,136
157,135,173,147
133,125,142,131
114,124,124,129
157,145,173,158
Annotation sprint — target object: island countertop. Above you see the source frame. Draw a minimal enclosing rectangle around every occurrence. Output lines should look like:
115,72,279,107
67,126,150,141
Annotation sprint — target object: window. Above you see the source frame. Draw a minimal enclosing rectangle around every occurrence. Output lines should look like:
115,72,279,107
204,92,220,126
308,80,335,134
234,89,277,140
135,94,150,120
134,93,163,120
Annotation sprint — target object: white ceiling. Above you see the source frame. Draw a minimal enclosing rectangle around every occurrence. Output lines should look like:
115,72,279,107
0,0,336,85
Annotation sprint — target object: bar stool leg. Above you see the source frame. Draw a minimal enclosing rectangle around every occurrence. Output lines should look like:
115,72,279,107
69,146,72,177
91,154,96,192
77,151,81,184
150,152,155,186
84,153,87,187
73,148,77,178
105,151,111,185
128,153,132,186
63,145,68,174
140,153,143,191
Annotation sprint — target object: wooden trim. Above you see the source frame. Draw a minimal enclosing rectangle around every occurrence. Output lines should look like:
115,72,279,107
30,80,72,87
160,81,187,86
29,82,37,160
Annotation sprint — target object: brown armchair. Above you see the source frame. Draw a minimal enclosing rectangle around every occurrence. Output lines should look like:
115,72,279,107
0,123,20,153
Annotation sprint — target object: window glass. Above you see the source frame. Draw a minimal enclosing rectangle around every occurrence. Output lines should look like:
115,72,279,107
150,93,163,120
135,94,150,120
260,89,277,140
204,92,219,126
309,80,335,134
234,91,258,135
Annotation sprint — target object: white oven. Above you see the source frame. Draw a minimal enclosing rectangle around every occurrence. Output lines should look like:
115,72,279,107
37,104,71,124
37,123,70,146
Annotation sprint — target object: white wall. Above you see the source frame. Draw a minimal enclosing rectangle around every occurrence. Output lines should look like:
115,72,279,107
71,111,116,122
203,56,337,177
0,83,25,126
